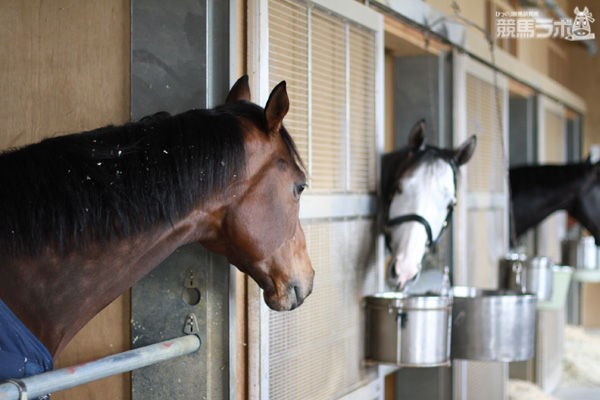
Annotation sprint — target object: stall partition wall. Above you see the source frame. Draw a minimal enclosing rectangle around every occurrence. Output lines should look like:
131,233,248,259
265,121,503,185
0,2,130,399
392,52,454,400
453,53,509,289
394,54,453,149
508,89,538,256
394,52,454,273
248,0,385,399
531,98,567,394
130,1,237,399
536,97,567,263
453,53,509,400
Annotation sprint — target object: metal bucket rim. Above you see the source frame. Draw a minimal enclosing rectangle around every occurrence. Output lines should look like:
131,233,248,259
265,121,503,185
365,292,452,310
526,256,554,269
501,252,527,262
552,265,573,273
451,286,536,300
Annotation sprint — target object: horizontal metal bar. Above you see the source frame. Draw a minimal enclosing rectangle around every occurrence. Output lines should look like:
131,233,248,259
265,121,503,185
0,335,201,400
299,193,376,219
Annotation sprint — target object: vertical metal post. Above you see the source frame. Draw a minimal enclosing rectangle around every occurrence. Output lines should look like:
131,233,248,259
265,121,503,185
130,1,236,399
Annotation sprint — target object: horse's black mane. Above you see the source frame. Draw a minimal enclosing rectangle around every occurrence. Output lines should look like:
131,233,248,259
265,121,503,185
510,161,592,194
0,101,302,257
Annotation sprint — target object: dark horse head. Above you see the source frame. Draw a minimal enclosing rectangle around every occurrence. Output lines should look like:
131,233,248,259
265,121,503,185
381,120,476,289
511,158,600,245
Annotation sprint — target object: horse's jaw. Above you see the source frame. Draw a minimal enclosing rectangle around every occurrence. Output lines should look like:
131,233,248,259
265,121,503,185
250,230,314,311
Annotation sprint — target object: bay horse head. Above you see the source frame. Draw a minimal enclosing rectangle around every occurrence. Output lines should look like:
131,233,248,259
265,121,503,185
203,76,314,310
381,120,476,289
0,76,314,361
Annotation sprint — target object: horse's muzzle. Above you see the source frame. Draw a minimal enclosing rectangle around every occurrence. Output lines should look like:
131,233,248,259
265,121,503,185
257,224,314,311
263,270,314,311
387,258,421,291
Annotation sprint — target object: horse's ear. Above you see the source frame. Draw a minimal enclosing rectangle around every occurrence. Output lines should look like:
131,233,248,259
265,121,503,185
225,75,251,104
408,119,426,150
453,135,477,166
265,81,289,133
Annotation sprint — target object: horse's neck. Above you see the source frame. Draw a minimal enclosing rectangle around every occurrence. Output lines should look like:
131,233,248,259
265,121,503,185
1,210,211,357
511,165,586,236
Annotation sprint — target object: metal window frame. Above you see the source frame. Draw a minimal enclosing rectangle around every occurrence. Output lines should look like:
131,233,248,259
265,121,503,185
130,1,238,398
248,1,384,398
452,51,509,287
452,50,510,400
535,95,567,260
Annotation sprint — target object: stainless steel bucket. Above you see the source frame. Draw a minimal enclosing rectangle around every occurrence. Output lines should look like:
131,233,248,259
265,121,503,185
525,256,554,301
451,287,536,362
562,237,597,269
365,292,452,366
498,254,553,301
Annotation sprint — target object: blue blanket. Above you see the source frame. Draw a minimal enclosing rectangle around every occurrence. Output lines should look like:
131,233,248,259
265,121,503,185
0,299,53,380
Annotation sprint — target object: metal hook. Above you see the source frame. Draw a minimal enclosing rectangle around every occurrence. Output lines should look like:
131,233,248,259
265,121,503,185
6,379,28,400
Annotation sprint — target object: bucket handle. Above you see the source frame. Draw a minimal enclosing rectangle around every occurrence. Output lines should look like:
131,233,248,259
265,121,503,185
396,311,408,328
512,262,526,293
395,312,407,364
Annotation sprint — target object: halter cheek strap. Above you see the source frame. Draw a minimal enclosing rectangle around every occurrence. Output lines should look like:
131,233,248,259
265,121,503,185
385,204,454,251
386,214,434,247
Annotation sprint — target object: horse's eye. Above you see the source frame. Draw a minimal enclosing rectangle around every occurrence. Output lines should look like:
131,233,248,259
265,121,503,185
294,183,307,198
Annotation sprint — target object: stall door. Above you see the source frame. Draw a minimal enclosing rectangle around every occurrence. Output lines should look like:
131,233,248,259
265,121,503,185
248,1,384,399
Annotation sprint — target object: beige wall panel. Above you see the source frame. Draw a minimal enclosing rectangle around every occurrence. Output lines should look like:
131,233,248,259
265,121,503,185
567,1,600,149
54,295,131,399
582,283,600,327
568,1,600,329
427,0,486,29
517,39,550,78
0,1,130,148
0,1,130,399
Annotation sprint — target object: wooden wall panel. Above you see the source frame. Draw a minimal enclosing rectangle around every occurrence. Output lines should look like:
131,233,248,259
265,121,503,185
0,1,130,399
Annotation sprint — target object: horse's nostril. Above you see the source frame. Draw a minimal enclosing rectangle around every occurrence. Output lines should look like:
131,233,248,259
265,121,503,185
293,285,300,299
407,269,422,285
388,260,397,278
291,285,304,310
